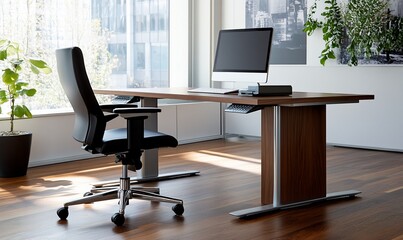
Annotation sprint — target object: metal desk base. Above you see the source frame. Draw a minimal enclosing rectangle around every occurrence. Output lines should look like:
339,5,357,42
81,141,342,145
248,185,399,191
230,190,361,218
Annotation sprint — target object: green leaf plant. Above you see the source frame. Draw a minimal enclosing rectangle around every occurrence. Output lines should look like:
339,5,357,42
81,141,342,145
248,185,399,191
304,0,344,66
0,39,52,134
303,0,403,66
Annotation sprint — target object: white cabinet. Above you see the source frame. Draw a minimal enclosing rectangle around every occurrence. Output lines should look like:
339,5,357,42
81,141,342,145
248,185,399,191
159,102,222,144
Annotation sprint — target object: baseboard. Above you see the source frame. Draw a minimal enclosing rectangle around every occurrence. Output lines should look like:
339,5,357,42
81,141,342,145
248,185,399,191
178,135,223,145
28,153,102,168
327,142,403,153
28,136,224,167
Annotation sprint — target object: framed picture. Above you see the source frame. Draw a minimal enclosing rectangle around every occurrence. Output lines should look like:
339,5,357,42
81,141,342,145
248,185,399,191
338,0,403,65
245,0,307,65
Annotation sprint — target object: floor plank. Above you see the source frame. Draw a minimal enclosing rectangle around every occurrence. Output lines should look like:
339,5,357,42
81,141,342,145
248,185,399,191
0,137,402,240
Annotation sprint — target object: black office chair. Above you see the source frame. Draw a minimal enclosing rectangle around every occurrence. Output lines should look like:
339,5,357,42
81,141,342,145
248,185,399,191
55,47,184,226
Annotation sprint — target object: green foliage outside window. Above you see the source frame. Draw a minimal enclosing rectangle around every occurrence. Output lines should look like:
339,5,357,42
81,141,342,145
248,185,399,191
0,1,116,113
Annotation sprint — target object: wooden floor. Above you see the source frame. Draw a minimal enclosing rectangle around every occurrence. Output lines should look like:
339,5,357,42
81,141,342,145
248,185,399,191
0,137,402,240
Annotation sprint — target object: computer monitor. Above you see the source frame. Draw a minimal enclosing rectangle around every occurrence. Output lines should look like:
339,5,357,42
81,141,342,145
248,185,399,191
212,28,273,83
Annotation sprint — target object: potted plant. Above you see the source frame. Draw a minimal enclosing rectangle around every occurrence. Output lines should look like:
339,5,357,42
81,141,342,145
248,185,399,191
0,39,51,177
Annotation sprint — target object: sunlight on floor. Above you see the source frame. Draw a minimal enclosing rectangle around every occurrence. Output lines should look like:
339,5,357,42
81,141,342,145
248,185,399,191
18,164,122,196
385,186,403,193
19,175,97,193
66,164,120,174
0,174,103,221
185,150,261,175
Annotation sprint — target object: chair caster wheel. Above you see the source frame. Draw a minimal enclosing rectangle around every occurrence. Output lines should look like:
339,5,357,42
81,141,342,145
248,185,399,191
172,204,184,216
83,192,93,197
57,207,69,220
111,213,125,226
83,192,95,204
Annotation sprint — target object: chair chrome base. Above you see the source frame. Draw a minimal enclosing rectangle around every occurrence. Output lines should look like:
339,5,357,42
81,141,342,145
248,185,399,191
230,190,361,218
92,170,200,188
57,165,184,226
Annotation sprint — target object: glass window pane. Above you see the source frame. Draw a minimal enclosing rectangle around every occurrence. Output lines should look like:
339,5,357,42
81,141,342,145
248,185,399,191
0,0,169,112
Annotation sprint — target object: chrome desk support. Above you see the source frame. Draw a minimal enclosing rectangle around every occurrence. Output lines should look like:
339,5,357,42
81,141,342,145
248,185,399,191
230,106,360,218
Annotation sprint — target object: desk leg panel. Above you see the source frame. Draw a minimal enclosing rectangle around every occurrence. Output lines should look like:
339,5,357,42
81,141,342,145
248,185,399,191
139,98,159,178
280,105,327,204
261,107,275,205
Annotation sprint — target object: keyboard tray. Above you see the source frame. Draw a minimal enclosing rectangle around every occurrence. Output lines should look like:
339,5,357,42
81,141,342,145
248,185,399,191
225,104,262,114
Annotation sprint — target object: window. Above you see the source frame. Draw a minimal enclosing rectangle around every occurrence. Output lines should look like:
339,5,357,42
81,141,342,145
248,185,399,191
0,0,169,112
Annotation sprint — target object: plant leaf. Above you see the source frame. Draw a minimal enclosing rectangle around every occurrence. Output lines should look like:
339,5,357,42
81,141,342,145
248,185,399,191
22,105,32,118
2,69,19,84
30,65,40,74
16,81,28,87
0,89,6,101
13,105,25,118
24,88,37,97
29,59,52,74
15,82,28,91
320,56,328,66
0,49,7,60
6,44,18,56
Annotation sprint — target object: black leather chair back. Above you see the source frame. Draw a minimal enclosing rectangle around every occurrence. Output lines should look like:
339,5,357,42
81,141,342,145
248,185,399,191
56,47,106,148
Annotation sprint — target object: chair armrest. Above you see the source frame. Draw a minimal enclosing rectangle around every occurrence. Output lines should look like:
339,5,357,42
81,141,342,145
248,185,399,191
103,112,119,122
113,107,161,114
100,103,138,113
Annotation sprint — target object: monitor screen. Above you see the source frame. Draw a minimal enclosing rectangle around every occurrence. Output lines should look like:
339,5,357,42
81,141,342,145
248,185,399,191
212,28,273,83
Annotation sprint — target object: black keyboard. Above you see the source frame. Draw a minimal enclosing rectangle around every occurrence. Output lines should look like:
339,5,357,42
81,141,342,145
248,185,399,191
225,104,261,114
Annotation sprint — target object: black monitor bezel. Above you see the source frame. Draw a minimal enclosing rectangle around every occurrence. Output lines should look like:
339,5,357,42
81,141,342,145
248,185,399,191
212,27,274,73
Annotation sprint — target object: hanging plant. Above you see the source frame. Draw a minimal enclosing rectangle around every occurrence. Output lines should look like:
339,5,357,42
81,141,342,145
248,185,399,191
304,0,344,65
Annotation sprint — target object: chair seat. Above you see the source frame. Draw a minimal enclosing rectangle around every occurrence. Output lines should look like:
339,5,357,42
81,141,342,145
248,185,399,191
100,128,178,155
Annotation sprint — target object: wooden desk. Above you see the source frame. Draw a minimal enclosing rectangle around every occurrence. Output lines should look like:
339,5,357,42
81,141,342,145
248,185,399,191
95,88,374,217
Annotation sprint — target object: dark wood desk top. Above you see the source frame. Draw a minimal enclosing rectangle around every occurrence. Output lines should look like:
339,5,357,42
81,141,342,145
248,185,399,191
94,88,374,106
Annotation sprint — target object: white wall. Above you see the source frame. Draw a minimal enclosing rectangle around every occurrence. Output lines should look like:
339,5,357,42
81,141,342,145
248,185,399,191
192,0,213,88
170,0,192,87
0,101,221,167
0,114,93,167
220,0,403,152
271,66,403,152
